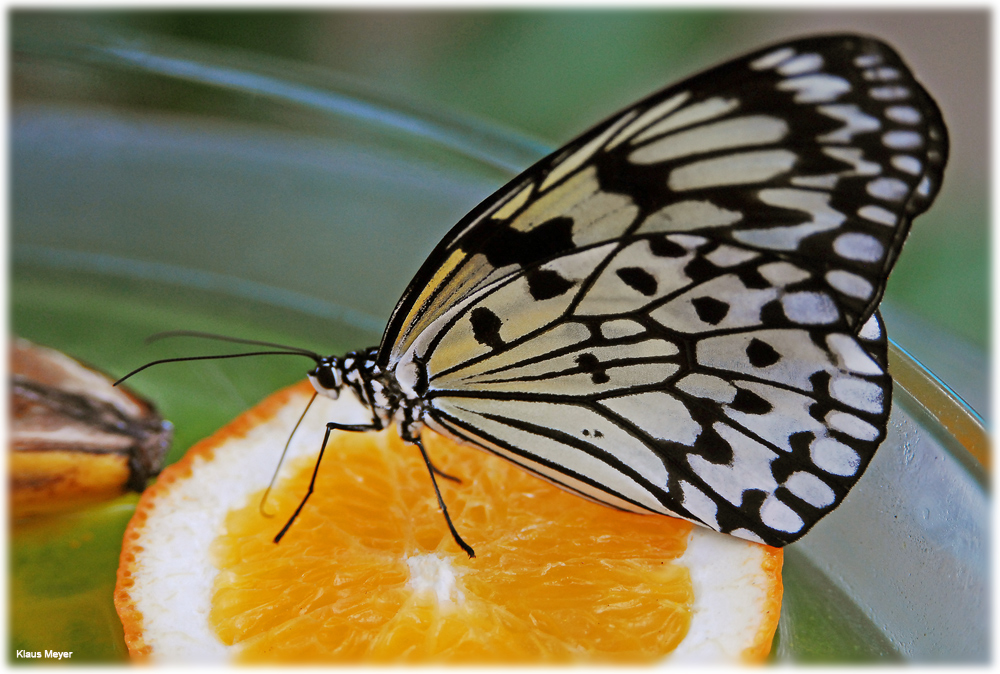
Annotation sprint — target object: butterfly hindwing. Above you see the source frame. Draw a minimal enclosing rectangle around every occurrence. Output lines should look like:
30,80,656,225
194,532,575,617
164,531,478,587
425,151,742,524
380,35,946,546
407,230,891,545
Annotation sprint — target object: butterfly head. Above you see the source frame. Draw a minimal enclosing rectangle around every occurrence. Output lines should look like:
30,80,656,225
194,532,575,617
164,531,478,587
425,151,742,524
307,356,344,399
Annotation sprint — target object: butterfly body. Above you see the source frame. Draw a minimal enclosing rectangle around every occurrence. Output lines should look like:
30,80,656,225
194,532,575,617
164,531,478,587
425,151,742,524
220,34,951,552
308,348,429,443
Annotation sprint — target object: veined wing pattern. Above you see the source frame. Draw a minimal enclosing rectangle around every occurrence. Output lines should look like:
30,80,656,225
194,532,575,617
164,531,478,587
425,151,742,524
382,35,947,547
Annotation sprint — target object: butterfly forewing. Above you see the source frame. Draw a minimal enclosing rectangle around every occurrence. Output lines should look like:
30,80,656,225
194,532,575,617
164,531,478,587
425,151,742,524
381,35,946,547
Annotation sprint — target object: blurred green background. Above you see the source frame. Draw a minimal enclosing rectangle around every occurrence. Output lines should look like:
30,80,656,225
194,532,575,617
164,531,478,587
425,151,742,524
19,10,988,340
8,9,990,664
12,8,989,411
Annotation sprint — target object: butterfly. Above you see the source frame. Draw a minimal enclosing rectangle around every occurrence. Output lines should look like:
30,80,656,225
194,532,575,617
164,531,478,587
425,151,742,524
122,34,947,556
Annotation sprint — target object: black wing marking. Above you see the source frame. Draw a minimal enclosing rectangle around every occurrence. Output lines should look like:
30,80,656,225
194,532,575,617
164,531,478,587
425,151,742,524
414,226,891,546
379,34,946,369
379,34,945,546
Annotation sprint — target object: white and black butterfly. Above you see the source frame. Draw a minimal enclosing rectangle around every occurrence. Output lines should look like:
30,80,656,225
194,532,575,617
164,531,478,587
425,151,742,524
123,34,948,555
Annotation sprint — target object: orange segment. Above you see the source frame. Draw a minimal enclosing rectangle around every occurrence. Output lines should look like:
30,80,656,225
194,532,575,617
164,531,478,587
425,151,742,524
212,430,695,663
115,381,782,663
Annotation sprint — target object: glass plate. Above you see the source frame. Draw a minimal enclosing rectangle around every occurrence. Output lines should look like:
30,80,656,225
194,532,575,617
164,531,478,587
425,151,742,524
10,23,989,663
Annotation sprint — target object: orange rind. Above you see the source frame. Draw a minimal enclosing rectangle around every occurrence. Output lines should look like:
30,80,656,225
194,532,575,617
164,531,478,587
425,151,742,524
115,381,781,663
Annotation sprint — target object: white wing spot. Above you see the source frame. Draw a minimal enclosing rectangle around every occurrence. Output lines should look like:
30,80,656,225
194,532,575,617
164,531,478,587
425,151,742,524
829,377,884,414
577,239,693,315
728,528,766,544
452,346,680,396
669,150,797,191
867,177,909,202
508,166,639,247
870,85,910,100
653,276,778,333
777,52,823,76
823,146,882,176
885,105,921,124
725,382,826,453
782,291,839,325
759,494,804,533
735,189,845,251
817,104,881,142
678,481,720,529
917,175,932,197
541,113,637,191
758,261,810,286
637,199,743,234
675,373,737,404
858,204,897,227
826,334,883,375
825,269,873,300
630,115,788,165
891,154,923,175
697,329,830,391
430,320,591,385
834,232,884,262
810,437,861,476
688,423,779,507
632,96,740,145
750,47,796,70
760,188,846,228
669,234,708,249
778,74,851,103
858,314,882,341
437,400,671,514
706,244,760,268
863,66,901,81
784,472,835,508
791,174,840,189
854,53,882,67
826,410,881,441
457,398,676,483
599,318,645,339
491,181,535,221
600,391,702,446
607,92,691,149
883,130,923,149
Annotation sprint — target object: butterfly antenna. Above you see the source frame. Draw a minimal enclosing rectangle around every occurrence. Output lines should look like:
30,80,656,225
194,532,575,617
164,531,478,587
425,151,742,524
113,350,320,387
145,330,321,358
259,392,318,518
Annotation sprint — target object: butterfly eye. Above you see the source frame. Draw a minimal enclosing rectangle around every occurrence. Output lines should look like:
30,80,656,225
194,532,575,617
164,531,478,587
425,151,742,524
309,360,342,393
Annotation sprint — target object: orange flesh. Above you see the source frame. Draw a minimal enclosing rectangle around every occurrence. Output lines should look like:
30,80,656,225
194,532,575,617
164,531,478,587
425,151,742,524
209,429,697,663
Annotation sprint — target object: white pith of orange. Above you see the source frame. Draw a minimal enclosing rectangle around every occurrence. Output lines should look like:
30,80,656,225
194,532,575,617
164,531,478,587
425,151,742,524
115,381,782,663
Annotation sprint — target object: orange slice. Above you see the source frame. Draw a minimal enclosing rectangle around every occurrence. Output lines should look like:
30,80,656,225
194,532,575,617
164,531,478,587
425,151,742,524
115,381,782,663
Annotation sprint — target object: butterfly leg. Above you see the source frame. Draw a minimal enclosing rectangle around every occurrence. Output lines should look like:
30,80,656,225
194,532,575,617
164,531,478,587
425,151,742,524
410,435,475,558
429,462,462,484
272,420,381,544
